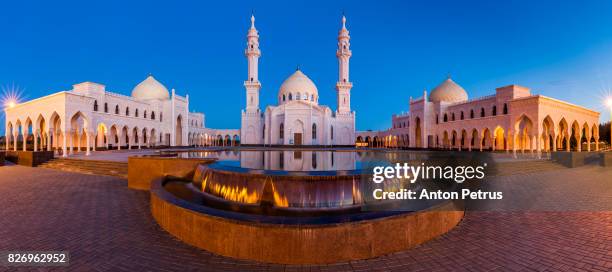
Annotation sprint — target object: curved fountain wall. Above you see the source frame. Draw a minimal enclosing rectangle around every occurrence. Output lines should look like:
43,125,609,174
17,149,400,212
150,162,465,264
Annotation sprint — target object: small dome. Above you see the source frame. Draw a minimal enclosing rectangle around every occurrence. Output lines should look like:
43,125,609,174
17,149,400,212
429,77,468,103
278,70,318,104
131,75,170,100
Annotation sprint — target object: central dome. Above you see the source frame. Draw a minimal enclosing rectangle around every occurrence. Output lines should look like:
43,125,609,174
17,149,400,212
278,70,318,104
429,77,468,103
131,75,170,101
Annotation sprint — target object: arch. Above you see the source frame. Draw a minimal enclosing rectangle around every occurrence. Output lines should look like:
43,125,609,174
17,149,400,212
461,129,468,149
558,118,569,151
132,126,140,145
481,128,492,151
451,130,458,148
150,128,157,146
175,115,183,146
541,115,555,152
109,125,120,148
582,122,591,151
570,120,581,151
514,114,534,152
232,134,240,146
493,126,505,151
414,117,422,148
224,135,231,146
471,128,479,150
121,125,129,148
442,131,449,149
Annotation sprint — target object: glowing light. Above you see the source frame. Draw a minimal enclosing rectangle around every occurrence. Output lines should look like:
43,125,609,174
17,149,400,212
606,97,612,108
1,83,25,110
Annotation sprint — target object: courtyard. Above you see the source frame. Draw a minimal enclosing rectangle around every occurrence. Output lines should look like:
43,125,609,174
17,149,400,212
0,160,610,271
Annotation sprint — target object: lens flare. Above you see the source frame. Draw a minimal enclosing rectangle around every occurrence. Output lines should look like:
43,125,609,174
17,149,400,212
1,83,25,109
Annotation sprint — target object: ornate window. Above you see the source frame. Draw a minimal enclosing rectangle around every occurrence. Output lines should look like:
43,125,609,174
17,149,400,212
104,103,108,113
115,105,119,114
436,114,439,124
451,113,455,121
279,123,284,139
135,109,139,117
331,126,334,140
126,107,130,116
160,112,163,122
492,106,497,116
460,111,464,120
312,123,317,139
283,94,286,101
289,93,293,100
151,111,155,120
93,100,98,111
262,124,265,139
443,114,448,122
144,110,147,119
480,108,485,117
470,109,474,119
503,103,508,114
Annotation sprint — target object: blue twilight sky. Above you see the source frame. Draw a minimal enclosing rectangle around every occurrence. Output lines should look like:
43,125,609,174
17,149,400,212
2,0,612,135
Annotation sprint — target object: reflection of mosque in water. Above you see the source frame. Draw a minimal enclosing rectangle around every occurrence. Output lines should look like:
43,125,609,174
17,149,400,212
183,150,358,171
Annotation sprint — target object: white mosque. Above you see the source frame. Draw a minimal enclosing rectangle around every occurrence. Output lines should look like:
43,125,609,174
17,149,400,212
4,74,239,156
240,15,356,146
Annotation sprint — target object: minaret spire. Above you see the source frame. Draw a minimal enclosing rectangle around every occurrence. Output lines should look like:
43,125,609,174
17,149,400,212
244,13,261,112
336,14,352,114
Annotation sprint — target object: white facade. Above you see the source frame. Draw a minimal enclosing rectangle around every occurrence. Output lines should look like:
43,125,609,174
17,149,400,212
357,78,601,156
4,76,232,156
241,15,356,146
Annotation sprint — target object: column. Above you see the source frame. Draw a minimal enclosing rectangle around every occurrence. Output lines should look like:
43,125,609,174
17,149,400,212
68,131,74,155
86,132,91,156
33,131,38,152
77,132,81,153
492,137,496,152
13,133,18,151
22,133,28,151
62,131,67,157
536,136,542,159
552,135,557,151
47,130,52,151
565,136,570,151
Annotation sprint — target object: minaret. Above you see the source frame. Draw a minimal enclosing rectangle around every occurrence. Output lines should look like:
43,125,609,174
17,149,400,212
245,14,261,112
336,15,352,113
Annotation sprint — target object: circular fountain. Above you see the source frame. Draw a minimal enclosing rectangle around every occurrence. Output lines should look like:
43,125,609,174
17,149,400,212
150,149,465,264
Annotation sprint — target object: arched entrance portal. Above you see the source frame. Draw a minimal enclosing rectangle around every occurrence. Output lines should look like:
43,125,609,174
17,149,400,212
175,115,183,146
